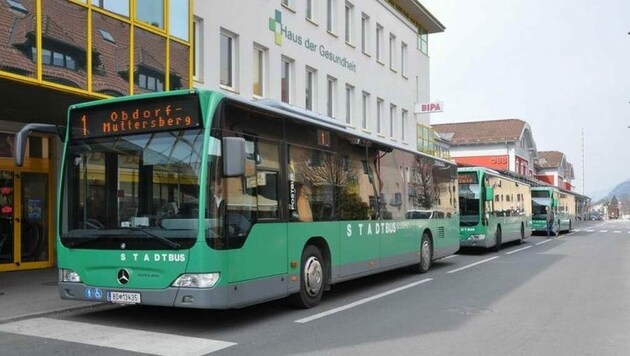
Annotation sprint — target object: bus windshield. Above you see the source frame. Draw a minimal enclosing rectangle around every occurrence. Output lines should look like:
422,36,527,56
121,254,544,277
61,129,206,249
459,183,480,226
532,197,550,220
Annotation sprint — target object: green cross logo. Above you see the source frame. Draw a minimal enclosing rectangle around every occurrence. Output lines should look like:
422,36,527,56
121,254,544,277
268,10,283,45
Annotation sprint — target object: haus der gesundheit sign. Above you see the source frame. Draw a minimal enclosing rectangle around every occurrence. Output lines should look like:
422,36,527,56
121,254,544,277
269,10,357,73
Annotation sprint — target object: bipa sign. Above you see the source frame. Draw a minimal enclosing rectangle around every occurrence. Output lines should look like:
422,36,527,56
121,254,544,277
415,101,444,114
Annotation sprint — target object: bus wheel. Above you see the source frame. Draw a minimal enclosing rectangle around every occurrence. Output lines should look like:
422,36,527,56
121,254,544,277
413,233,432,274
492,227,502,252
290,245,324,308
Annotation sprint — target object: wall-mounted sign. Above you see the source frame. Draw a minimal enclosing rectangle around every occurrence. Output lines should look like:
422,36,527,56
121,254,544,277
69,93,202,139
415,101,443,114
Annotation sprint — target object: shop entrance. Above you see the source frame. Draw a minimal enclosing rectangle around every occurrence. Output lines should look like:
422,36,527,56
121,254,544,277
0,135,53,272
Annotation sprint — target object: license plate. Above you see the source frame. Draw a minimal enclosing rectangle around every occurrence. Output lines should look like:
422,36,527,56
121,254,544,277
107,291,141,304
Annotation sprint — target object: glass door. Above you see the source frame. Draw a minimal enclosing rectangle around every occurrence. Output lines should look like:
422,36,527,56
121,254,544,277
0,133,54,272
20,172,49,264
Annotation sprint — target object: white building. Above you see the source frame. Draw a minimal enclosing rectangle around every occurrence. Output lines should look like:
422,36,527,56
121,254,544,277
193,0,444,148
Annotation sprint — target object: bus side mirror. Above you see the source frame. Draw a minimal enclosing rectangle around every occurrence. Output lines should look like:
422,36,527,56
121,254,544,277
223,137,246,177
484,187,494,202
14,123,64,167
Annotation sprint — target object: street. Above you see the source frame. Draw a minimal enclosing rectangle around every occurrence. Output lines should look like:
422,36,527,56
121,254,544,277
1,220,629,356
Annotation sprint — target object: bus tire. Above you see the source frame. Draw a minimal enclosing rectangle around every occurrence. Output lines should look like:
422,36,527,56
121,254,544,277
289,245,324,309
492,227,502,252
413,232,432,274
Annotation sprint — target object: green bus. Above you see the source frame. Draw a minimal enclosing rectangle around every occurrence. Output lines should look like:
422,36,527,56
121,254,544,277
530,186,572,234
15,89,460,309
458,167,531,251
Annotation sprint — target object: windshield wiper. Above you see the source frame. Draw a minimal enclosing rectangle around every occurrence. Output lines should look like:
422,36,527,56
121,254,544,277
127,227,181,249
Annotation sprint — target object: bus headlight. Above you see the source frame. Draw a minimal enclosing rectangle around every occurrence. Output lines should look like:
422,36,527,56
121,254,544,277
172,273,220,288
468,234,486,240
59,269,82,283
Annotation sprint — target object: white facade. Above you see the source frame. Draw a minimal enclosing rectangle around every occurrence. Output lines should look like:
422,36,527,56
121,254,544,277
193,0,442,148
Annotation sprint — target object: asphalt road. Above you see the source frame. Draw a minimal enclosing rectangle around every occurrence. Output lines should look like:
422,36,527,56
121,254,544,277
1,220,629,356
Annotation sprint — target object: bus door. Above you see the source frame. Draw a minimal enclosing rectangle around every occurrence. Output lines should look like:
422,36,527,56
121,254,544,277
0,134,53,272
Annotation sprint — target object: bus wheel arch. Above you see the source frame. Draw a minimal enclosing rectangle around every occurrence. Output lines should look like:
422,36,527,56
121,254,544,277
289,238,330,308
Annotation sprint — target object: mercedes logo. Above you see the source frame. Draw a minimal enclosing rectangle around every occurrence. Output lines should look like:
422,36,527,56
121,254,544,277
117,269,130,285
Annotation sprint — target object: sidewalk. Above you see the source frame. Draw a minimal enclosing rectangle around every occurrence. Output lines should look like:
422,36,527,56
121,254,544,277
0,268,101,323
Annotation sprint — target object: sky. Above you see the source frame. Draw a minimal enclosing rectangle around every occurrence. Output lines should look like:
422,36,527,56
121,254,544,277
421,0,630,199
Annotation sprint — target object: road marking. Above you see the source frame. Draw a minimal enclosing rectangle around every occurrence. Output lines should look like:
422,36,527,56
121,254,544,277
441,255,458,260
614,231,622,234
0,318,236,355
294,278,433,323
446,256,499,274
505,246,532,255
536,239,552,245
600,230,608,233
585,229,595,232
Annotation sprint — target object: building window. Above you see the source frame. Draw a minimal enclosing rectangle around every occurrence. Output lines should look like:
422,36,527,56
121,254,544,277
418,27,428,55
401,109,408,141
344,2,353,44
193,17,203,81
97,29,115,43
376,24,383,62
91,0,129,17
136,0,163,28
361,13,369,54
137,72,164,92
389,104,396,138
281,57,293,103
169,0,189,40
376,98,383,133
305,67,316,110
306,0,314,21
220,31,236,89
7,0,28,13
253,45,266,97
327,76,337,118
327,0,336,33
35,47,77,70
362,92,369,129
401,42,408,77
417,125,435,154
389,33,396,70
345,84,354,125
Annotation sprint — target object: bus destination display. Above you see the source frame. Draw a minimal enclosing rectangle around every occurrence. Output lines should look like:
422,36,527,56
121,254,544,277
70,94,201,139
458,172,478,184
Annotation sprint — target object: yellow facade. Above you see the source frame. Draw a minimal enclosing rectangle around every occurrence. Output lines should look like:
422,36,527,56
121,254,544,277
0,0,192,272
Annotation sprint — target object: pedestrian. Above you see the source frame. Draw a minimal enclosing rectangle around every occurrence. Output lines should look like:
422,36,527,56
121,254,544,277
546,206,555,238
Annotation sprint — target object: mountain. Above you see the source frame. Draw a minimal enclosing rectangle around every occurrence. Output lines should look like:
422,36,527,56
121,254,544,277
595,180,630,213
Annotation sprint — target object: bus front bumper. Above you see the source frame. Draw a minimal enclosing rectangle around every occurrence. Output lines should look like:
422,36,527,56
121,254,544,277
460,234,491,248
58,282,232,309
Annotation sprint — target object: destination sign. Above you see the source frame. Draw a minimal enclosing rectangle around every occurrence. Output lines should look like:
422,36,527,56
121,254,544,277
458,172,478,184
69,93,201,139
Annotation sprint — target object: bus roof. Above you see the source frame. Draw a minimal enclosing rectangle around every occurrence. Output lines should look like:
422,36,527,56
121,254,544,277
457,166,531,187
